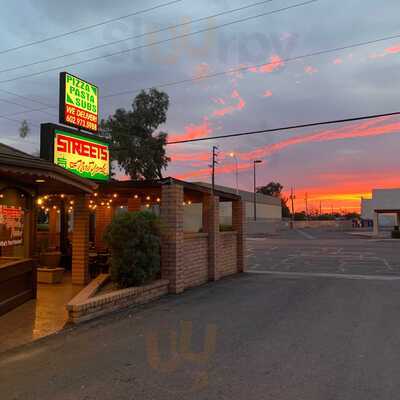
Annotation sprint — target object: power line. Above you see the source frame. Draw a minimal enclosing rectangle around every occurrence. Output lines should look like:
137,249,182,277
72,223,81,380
0,0,318,85
0,88,56,111
0,30,399,124
0,0,184,56
166,111,400,144
103,32,400,100
0,0,278,76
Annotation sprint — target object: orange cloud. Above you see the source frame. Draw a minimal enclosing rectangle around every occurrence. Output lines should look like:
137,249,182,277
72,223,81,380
263,90,273,97
213,89,246,117
248,55,284,74
168,118,212,142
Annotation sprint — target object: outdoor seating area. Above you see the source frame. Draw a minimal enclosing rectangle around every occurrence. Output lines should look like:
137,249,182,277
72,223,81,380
0,141,246,332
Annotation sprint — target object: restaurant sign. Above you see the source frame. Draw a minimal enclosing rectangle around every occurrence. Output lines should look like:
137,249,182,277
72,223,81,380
0,206,24,247
59,72,99,133
40,123,110,181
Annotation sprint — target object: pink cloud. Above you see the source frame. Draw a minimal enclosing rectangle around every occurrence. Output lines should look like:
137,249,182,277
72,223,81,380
170,116,400,180
385,44,400,54
333,58,343,65
212,98,225,105
193,62,211,80
263,90,273,97
213,89,246,117
249,55,284,74
305,65,318,75
168,118,212,143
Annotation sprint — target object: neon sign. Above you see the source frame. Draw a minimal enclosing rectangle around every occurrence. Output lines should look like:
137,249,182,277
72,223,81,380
0,206,24,247
54,130,109,181
59,72,99,133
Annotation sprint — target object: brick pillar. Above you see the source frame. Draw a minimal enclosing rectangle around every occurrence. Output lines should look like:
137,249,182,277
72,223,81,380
128,197,141,212
95,206,114,251
72,195,90,285
48,208,60,250
232,199,246,273
203,194,220,281
160,184,184,294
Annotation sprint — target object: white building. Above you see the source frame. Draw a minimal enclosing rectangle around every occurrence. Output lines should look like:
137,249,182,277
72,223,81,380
183,183,282,233
361,189,400,234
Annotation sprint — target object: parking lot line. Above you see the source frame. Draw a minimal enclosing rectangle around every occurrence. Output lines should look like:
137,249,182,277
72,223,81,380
247,270,400,281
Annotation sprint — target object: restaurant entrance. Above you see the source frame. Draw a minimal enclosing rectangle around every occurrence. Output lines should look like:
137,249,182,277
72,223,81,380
0,143,97,318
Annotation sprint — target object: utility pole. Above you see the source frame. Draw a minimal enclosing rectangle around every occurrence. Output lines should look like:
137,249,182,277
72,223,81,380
290,186,296,229
253,160,262,221
211,146,219,195
229,152,239,195
305,192,309,220
320,201,322,216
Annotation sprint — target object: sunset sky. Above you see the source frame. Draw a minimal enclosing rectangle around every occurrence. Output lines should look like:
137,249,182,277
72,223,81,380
0,0,399,212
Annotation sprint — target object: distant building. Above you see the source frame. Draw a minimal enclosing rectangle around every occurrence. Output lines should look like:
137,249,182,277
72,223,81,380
195,182,282,221
361,189,400,234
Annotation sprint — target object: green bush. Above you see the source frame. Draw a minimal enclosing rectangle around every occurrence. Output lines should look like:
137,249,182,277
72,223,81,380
104,211,161,288
220,224,233,232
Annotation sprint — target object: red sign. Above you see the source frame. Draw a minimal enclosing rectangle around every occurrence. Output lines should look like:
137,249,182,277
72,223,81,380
0,206,24,247
64,104,98,132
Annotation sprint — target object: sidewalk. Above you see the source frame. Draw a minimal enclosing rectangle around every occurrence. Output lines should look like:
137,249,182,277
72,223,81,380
0,273,82,354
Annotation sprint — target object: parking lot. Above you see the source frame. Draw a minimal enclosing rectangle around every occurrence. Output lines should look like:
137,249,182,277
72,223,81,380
247,229,400,278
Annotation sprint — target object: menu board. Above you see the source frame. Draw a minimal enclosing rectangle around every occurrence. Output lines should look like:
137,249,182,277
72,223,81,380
0,206,24,247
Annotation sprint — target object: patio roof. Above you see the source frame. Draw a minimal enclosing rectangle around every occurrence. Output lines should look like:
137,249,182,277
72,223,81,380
98,177,241,201
0,143,97,194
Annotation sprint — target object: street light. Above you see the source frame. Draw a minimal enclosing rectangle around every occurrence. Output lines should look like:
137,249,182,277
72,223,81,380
229,152,239,195
253,160,262,221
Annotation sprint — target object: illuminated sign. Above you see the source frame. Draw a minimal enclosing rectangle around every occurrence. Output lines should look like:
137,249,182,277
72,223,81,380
59,72,99,133
0,206,24,247
54,130,109,181
40,123,110,181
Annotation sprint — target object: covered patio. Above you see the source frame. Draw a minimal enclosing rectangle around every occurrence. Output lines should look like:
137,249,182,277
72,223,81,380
0,143,97,318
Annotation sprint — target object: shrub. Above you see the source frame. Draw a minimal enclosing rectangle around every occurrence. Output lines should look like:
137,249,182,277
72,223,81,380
220,224,233,232
104,211,161,288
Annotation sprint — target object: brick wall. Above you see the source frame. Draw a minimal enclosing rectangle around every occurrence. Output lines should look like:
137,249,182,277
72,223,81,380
95,206,114,251
67,277,169,324
72,195,90,285
218,232,238,277
183,233,209,289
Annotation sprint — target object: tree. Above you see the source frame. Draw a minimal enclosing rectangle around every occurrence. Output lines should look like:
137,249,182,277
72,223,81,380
19,120,30,138
257,181,290,218
257,182,283,197
101,89,170,180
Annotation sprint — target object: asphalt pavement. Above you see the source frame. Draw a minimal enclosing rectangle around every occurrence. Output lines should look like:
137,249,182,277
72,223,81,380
1,229,400,400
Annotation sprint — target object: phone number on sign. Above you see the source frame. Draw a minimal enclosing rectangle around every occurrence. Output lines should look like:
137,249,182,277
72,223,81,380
65,114,97,131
